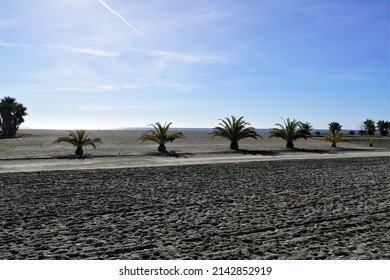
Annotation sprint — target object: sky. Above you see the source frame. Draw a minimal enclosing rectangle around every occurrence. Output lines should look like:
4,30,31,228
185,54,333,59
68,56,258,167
0,0,389,130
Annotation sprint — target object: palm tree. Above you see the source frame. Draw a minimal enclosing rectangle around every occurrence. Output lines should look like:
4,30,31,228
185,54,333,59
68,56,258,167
328,121,342,133
269,118,312,149
299,121,313,132
0,96,27,137
324,130,348,148
363,119,376,135
210,115,261,150
137,122,185,153
53,130,103,156
377,120,389,136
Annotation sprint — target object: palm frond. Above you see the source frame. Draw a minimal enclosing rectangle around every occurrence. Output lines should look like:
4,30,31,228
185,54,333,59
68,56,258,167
52,136,76,145
82,138,103,149
324,131,348,143
138,133,161,144
166,132,185,142
269,128,287,140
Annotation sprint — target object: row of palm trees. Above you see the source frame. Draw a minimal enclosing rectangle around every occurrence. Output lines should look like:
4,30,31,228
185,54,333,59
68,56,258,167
54,116,373,156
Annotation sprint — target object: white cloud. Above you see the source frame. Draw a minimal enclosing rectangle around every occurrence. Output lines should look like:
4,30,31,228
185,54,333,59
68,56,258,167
78,105,158,111
157,50,226,63
135,48,227,64
0,42,120,57
0,42,30,47
56,45,120,57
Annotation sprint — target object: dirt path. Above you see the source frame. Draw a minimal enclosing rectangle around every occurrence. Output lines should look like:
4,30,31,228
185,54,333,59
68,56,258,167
1,150,389,173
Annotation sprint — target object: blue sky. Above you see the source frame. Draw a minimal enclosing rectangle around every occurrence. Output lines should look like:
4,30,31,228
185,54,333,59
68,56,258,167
1,0,389,130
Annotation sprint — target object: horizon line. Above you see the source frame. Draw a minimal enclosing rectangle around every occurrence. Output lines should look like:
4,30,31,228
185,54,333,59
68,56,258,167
18,127,361,132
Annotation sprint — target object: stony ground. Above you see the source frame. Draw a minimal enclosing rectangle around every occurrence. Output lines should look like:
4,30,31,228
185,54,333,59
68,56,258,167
1,157,389,260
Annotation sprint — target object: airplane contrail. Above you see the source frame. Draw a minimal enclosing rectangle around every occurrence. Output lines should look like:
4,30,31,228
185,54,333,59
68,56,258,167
98,0,161,53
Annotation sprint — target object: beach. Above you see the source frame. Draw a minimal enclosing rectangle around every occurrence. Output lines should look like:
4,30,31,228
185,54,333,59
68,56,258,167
1,130,390,259
1,129,390,173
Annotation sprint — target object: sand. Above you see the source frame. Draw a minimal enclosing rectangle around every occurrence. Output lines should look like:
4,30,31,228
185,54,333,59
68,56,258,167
1,130,390,259
1,129,390,173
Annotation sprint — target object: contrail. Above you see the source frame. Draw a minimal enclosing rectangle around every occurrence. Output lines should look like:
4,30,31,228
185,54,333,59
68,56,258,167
98,0,161,53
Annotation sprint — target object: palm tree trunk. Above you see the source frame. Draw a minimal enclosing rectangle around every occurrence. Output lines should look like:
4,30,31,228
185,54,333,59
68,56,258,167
286,141,294,149
75,147,84,156
331,142,336,148
2,117,12,136
158,143,167,153
230,141,239,150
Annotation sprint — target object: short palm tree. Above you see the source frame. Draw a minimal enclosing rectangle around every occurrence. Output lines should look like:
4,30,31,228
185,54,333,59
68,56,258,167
269,118,312,149
53,130,103,156
137,122,185,153
324,130,348,148
210,115,261,150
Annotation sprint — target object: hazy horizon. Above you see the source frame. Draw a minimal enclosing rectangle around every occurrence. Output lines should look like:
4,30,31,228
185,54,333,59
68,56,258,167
18,126,365,132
